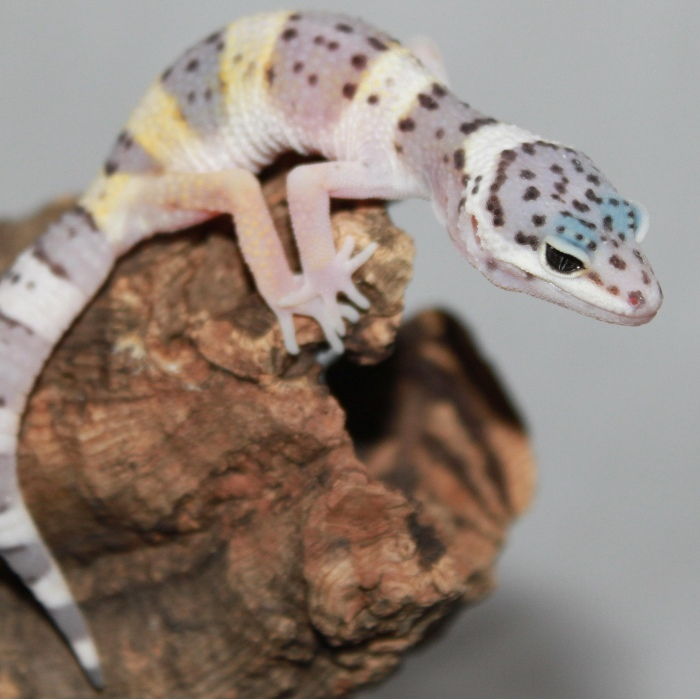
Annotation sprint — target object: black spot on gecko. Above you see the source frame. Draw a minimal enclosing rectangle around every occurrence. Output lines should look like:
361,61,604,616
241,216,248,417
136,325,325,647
453,148,465,170
293,61,304,73
515,232,539,249
521,143,536,155
523,186,540,201
367,36,388,51
185,58,199,72
603,215,613,231
282,28,298,41
435,128,444,139
487,195,505,226
342,83,357,99
585,188,602,204
609,255,626,270
536,140,560,150
351,54,368,69
289,12,302,21
520,169,535,179
307,74,318,86
572,199,589,212
398,117,415,131
265,66,275,85
33,243,69,279
116,130,132,149
367,94,379,105
335,22,353,32
417,93,439,110
313,35,325,45
587,173,601,185
432,83,447,98
459,117,496,135
327,41,340,51
532,214,546,226
550,164,563,174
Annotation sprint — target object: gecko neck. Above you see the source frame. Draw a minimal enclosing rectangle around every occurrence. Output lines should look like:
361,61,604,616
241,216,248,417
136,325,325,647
396,88,502,227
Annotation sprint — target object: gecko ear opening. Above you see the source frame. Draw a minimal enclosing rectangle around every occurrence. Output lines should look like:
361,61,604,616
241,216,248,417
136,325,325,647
629,200,650,242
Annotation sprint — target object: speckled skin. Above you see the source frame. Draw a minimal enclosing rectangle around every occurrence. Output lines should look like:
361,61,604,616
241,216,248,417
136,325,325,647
0,10,661,686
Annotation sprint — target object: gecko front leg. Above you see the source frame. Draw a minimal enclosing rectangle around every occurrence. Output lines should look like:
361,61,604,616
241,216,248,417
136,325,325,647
280,160,416,337
120,169,362,353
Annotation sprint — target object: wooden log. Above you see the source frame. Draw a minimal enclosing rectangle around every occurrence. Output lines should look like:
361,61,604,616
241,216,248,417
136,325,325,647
0,161,534,698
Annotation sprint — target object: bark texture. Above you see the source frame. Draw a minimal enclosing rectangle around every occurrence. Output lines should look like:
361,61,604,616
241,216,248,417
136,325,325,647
0,164,535,698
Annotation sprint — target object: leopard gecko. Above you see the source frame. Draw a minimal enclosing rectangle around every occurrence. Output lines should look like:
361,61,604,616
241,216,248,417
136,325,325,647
0,9,662,686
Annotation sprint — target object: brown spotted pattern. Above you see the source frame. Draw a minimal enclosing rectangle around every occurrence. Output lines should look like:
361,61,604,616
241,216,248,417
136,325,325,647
268,12,397,134
390,83,500,215
161,28,228,132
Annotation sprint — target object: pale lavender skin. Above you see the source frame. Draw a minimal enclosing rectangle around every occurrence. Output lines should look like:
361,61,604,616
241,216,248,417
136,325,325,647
0,10,661,686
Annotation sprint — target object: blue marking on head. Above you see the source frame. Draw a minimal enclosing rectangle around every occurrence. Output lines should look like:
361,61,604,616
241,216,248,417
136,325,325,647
554,212,598,253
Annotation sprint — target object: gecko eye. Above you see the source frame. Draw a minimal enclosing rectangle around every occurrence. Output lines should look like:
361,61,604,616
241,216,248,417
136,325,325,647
542,241,588,276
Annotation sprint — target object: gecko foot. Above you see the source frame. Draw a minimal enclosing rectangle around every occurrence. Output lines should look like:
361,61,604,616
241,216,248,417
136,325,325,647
272,237,377,354
271,294,360,354
279,237,377,326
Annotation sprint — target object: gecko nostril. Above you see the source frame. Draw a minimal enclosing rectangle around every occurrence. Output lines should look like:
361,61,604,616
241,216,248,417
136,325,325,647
628,290,645,307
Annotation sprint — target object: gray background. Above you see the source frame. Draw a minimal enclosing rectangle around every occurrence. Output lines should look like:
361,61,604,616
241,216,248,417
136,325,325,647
1,1,697,697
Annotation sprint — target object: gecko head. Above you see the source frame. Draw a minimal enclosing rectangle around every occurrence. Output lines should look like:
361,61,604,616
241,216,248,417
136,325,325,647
450,125,662,325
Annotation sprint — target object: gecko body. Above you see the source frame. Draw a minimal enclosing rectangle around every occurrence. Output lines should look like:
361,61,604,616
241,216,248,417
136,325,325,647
0,10,661,685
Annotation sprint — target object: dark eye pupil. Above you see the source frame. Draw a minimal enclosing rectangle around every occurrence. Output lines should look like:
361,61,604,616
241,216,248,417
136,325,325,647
545,244,584,274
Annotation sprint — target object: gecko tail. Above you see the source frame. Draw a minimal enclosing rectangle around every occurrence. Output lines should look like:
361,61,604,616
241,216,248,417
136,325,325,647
0,204,116,687
0,455,103,687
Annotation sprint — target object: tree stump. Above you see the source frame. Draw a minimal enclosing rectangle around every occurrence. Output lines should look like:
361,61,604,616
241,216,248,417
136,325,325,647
0,163,535,698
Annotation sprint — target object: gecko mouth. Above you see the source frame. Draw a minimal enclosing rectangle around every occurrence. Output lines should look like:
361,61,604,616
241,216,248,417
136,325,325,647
529,275,660,326
482,258,660,326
